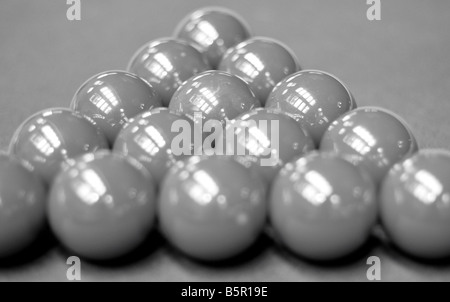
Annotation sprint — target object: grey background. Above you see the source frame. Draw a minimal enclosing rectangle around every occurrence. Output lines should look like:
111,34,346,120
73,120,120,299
0,0,449,281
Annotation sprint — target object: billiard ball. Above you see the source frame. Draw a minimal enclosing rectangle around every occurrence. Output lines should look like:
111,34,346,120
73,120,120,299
48,151,157,260
9,108,108,184
320,106,418,184
269,152,377,261
113,108,194,184
128,38,211,106
266,70,356,145
0,153,47,258
218,37,299,104
169,70,261,122
217,108,315,183
169,70,261,141
158,155,266,261
380,149,450,259
70,70,162,144
174,7,251,68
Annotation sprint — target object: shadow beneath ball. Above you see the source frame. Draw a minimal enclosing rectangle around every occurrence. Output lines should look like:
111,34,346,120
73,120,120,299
374,223,450,268
0,225,57,268
64,230,166,268
382,239,450,269
275,234,382,268
168,232,273,269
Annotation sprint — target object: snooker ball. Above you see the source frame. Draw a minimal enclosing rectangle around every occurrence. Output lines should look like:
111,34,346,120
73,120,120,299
266,70,356,145
320,106,418,185
0,153,47,258
380,149,450,259
48,151,157,260
269,152,377,261
70,70,162,144
217,108,315,183
169,70,261,140
158,155,267,261
9,108,109,184
113,107,194,185
174,7,251,68
218,37,299,104
127,38,211,106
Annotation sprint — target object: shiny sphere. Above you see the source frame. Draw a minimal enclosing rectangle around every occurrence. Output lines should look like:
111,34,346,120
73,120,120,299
114,108,194,184
266,70,356,145
218,37,299,104
270,152,377,261
70,70,162,144
320,107,418,184
380,149,450,259
0,154,47,258
48,151,157,260
217,108,315,183
169,70,260,130
174,7,251,68
9,108,109,184
158,156,267,261
128,38,211,106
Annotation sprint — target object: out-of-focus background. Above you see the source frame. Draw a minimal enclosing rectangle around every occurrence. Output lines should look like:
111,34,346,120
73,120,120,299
0,0,450,281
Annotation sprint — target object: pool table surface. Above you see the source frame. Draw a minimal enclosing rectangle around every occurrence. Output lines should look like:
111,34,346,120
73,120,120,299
1,0,450,282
